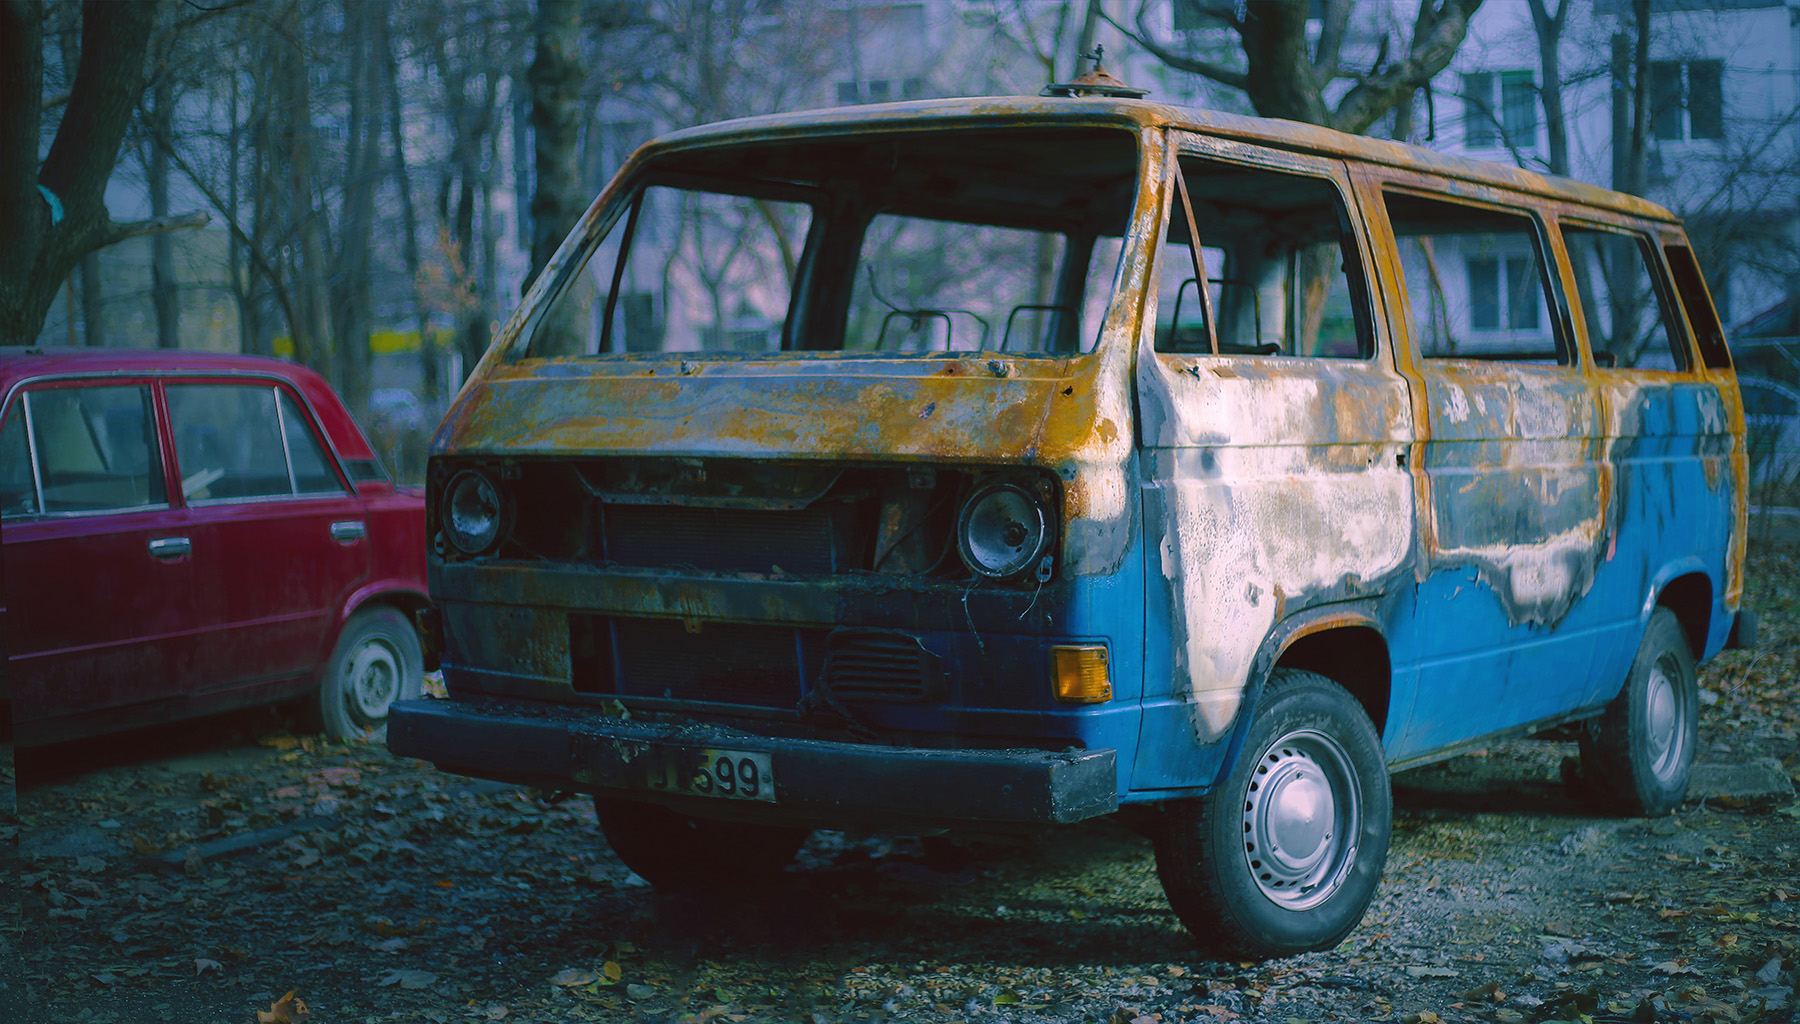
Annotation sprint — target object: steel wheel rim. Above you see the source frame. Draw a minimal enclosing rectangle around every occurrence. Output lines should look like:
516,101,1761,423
1644,653,1688,783
346,636,402,723
1242,728,1361,910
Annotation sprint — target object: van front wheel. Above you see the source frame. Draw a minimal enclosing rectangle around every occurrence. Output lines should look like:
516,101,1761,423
1154,670,1391,958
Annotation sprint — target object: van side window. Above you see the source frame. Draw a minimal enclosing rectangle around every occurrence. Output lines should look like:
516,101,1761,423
1384,191,1566,364
1663,244,1731,369
1157,157,1371,358
1562,226,1687,370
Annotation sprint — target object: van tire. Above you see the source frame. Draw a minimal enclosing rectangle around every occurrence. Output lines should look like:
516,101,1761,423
1579,608,1697,816
317,606,422,742
1154,670,1390,958
594,798,808,887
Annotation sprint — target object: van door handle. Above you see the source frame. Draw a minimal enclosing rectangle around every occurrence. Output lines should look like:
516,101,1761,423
330,520,367,543
148,537,191,559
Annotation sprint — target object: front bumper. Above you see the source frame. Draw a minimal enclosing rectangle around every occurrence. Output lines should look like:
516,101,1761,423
388,698,1119,829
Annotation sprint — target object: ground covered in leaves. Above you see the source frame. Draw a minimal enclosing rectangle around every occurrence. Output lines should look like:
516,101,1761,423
12,548,1800,1024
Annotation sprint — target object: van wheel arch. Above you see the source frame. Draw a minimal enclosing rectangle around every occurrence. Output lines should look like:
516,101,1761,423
1654,572,1712,664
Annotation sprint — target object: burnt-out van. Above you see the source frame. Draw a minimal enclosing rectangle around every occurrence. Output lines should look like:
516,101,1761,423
389,88,1753,958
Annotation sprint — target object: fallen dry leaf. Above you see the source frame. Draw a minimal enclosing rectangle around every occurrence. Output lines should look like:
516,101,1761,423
378,969,437,989
194,958,222,975
257,990,311,1023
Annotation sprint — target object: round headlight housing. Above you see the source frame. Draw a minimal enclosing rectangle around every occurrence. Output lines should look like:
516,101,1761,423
444,469,508,556
956,481,1052,580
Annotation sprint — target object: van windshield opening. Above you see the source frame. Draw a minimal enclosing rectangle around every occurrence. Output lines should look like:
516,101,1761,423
527,128,1139,358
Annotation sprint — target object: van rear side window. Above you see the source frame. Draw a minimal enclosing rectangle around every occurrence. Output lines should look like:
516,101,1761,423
1664,244,1731,369
1384,191,1566,364
1562,226,1687,371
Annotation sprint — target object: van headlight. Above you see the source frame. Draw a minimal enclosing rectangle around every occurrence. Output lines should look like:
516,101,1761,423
444,468,509,555
956,481,1052,580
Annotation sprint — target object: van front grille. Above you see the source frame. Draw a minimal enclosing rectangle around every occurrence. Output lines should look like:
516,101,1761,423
598,503,854,575
569,617,940,709
823,629,944,701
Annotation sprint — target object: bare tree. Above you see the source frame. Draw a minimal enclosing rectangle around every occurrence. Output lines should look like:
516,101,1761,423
1107,0,1484,133
330,0,387,413
1,0,207,346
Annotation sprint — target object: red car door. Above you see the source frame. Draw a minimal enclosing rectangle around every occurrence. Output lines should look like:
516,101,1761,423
163,380,369,691
2,381,200,737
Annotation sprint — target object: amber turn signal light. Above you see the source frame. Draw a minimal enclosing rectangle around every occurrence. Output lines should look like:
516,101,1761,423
1051,645,1111,703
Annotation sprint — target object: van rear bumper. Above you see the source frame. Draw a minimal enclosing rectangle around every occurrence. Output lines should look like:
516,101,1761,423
387,698,1119,828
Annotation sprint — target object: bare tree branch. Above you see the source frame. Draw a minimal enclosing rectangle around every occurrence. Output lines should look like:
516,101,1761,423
1101,1,1248,92
1332,0,1483,134
1313,0,1351,89
101,210,210,247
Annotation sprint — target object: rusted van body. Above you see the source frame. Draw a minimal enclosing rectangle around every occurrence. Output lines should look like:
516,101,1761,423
389,95,1751,957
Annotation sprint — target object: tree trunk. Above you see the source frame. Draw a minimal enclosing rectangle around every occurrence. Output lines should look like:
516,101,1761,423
528,0,582,287
1526,0,1570,177
331,0,383,415
80,252,104,345
527,0,584,354
148,65,180,349
381,14,438,402
1613,0,1651,197
0,1,158,345
276,7,332,380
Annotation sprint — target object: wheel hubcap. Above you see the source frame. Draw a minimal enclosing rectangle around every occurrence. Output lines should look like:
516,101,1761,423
1644,655,1688,783
1243,729,1361,910
346,638,401,723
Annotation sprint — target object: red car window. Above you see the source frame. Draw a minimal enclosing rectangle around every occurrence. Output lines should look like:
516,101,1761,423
18,386,166,514
278,391,347,494
167,383,346,502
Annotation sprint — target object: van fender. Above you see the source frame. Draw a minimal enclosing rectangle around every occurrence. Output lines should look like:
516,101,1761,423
1207,600,1388,791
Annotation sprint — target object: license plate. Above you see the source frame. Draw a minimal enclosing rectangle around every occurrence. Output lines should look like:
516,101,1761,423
642,747,776,803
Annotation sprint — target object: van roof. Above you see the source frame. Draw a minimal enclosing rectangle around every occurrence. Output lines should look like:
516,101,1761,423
651,95,1677,225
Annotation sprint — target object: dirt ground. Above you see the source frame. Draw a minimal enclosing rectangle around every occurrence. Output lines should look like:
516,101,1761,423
7,549,1800,1024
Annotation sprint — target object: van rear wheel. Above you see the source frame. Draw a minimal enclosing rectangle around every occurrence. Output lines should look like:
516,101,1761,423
1578,608,1697,816
1154,670,1390,958
593,798,808,888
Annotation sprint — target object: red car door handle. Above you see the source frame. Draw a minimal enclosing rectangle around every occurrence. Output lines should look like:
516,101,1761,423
330,520,367,542
148,537,191,559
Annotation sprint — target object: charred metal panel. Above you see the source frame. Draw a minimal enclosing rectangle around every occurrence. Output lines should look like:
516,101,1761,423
1133,137,1417,770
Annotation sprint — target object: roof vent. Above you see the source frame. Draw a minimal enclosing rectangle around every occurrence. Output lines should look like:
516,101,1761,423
1041,45,1147,99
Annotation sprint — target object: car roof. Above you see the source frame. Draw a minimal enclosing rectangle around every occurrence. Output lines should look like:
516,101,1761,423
646,95,1677,224
0,347,376,461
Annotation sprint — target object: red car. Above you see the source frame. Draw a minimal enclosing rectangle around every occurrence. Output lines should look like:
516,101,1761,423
1,349,429,746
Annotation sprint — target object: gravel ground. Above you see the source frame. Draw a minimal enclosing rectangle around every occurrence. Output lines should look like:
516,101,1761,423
9,549,1800,1024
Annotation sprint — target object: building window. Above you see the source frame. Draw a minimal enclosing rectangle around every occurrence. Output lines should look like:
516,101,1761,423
1462,71,1537,152
1467,257,1539,332
1652,60,1723,141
